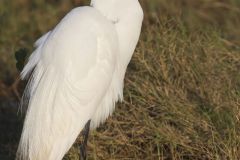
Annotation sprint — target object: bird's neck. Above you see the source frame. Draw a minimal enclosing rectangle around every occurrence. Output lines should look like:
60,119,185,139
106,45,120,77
91,0,143,80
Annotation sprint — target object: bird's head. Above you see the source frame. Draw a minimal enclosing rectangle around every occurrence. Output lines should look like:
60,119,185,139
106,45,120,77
90,0,143,24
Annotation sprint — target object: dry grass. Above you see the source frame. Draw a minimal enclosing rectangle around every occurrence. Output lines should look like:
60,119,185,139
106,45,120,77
0,0,240,160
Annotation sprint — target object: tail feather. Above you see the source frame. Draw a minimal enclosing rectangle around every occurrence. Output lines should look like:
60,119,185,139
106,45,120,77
16,65,89,160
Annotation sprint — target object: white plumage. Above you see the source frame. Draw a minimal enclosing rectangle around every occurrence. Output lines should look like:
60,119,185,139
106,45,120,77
16,0,143,160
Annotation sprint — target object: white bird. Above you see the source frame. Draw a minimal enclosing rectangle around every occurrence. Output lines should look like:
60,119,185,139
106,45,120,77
16,0,143,160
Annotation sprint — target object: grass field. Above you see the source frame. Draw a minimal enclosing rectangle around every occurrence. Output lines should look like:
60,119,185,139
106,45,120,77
0,0,240,159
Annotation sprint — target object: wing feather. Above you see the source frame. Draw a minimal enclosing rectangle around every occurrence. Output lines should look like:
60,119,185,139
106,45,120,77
21,31,51,79
16,7,118,160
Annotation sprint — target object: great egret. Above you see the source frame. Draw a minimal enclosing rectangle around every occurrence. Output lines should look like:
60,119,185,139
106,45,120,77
16,0,143,159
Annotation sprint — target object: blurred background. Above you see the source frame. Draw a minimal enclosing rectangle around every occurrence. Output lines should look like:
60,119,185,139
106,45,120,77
0,0,240,159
